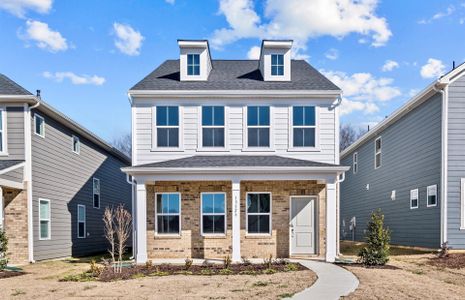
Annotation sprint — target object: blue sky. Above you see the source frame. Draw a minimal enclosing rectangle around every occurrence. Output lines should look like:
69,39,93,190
0,0,464,142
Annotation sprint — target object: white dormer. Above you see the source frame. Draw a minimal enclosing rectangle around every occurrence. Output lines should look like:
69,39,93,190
178,40,212,81
259,40,292,82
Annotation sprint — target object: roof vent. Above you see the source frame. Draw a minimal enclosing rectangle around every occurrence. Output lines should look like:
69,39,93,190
36,89,41,99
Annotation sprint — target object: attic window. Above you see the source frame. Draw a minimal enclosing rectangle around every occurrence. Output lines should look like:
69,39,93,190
271,54,284,76
187,54,200,75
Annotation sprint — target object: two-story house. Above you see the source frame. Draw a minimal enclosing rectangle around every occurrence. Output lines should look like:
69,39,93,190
122,39,348,263
0,74,132,264
340,62,465,250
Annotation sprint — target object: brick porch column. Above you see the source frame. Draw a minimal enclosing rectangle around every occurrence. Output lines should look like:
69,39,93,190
232,180,241,262
136,182,147,264
326,181,337,262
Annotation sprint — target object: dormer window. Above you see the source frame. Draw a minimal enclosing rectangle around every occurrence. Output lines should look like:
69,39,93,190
187,54,200,76
271,54,284,76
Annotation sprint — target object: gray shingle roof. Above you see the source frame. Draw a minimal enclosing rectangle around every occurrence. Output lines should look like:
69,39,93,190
135,155,340,168
130,60,340,91
0,74,32,95
0,160,24,171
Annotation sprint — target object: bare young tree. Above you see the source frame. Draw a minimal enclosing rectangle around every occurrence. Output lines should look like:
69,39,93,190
340,124,367,151
111,133,131,158
103,207,116,264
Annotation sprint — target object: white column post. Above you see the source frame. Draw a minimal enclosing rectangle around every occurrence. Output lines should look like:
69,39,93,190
136,182,147,264
232,180,241,262
326,180,337,262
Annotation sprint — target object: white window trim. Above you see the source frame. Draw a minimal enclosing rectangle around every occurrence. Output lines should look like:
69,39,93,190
288,106,319,152
93,177,100,209
410,189,419,209
374,136,382,169
72,135,80,154
151,106,183,152
77,204,86,239
187,53,201,76
427,185,438,207
242,106,274,152
38,198,51,240
34,113,45,138
197,106,229,152
155,192,182,236
270,53,284,77
0,107,7,156
200,192,227,236
461,179,465,229
353,152,358,174
245,192,272,236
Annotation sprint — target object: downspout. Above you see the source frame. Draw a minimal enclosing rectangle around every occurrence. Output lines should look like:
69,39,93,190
434,84,447,247
25,99,41,263
333,95,343,256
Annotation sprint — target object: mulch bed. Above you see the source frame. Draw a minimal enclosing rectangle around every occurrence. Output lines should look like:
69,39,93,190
428,253,465,269
98,261,306,282
0,270,25,279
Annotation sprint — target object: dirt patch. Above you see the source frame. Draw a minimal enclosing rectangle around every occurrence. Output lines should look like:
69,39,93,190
0,270,25,279
427,253,465,269
0,259,316,300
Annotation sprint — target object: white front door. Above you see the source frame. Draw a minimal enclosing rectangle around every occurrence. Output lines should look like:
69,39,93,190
290,196,315,255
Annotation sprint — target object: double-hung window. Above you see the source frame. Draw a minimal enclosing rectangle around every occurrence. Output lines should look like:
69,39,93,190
375,137,382,169
72,135,80,154
156,106,179,148
77,204,86,238
292,106,316,147
34,113,45,137
246,193,271,234
39,199,51,240
353,152,358,174
247,106,270,147
0,108,6,153
156,193,181,235
187,54,200,75
201,193,226,235
427,185,437,207
202,106,224,147
93,178,100,209
410,189,419,209
271,54,284,76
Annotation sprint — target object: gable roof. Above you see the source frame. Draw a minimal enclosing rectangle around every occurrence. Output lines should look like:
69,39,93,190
130,60,340,91
0,74,33,96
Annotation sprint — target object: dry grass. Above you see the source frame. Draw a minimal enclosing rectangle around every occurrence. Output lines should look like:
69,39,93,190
0,258,316,300
341,241,465,299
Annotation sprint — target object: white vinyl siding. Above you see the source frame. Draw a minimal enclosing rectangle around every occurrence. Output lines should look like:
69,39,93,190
410,189,419,209
34,113,45,138
427,185,437,207
39,199,51,240
77,204,86,238
374,137,382,169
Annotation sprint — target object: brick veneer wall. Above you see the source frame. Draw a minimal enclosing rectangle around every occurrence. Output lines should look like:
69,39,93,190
146,180,326,260
147,181,233,259
3,188,29,264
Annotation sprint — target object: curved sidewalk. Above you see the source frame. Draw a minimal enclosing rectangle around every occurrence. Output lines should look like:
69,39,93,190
290,260,359,300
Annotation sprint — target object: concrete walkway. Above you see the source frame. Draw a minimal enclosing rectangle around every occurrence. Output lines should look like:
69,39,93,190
289,260,359,300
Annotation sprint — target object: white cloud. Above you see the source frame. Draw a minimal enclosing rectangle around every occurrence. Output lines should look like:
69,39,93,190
165,0,175,4
211,0,391,56
0,0,52,18
247,46,261,59
418,5,455,24
408,88,420,97
340,99,379,116
325,48,339,60
112,23,144,56
420,58,446,78
22,20,68,52
381,60,399,72
43,71,105,86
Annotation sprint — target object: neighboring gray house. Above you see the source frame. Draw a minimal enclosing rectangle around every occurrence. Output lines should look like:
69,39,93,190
340,63,465,249
0,74,132,264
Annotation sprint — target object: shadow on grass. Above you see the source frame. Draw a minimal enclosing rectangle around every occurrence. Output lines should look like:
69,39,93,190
63,252,132,264
340,240,435,257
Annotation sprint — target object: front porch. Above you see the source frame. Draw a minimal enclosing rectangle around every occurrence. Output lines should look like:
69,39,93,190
122,155,349,263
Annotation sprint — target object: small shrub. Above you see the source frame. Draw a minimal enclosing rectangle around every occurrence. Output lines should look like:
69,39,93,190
185,258,193,270
263,268,276,274
439,241,450,258
263,254,273,269
89,260,103,277
174,270,193,275
130,273,145,279
358,209,391,266
200,269,214,276
241,256,251,266
224,255,231,269
274,258,289,265
0,229,8,270
60,273,94,282
219,268,233,275
239,270,257,275
284,263,299,272
145,260,153,269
